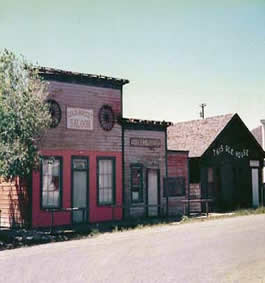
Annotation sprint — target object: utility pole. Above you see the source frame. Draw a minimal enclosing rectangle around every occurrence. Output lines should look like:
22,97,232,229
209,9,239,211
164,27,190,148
200,103,207,119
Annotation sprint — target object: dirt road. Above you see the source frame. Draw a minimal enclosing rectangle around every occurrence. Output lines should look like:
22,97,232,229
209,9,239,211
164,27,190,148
1,214,265,282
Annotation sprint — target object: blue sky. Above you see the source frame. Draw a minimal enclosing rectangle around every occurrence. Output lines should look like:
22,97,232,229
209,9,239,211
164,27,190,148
1,0,265,129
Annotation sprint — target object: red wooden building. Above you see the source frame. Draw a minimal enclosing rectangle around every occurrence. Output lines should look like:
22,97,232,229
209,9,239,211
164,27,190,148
31,67,129,227
1,68,129,227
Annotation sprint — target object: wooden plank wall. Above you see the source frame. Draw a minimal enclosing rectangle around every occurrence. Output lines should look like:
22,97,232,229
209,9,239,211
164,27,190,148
124,129,166,218
0,178,30,228
165,151,189,216
39,81,122,152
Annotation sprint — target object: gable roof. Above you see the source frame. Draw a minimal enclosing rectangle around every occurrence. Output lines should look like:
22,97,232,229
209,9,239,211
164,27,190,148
167,114,234,157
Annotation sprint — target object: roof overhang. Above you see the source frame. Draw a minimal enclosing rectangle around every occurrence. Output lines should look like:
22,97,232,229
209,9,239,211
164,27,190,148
38,66,129,89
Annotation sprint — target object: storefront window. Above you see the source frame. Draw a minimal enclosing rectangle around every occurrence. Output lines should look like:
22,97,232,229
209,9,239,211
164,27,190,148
97,158,115,205
41,157,62,209
131,165,143,203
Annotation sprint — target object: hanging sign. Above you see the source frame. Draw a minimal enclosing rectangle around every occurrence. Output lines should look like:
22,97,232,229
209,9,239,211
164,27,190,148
212,144,249,159
67,107,93,130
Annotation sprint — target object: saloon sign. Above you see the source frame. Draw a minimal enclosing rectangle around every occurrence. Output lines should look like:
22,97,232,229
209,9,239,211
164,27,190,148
67,107,93,130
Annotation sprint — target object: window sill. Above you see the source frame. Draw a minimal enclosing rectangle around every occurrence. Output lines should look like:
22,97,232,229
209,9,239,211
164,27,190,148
41,207,62,211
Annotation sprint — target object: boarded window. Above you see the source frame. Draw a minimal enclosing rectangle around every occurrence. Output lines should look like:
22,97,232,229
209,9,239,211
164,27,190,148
164,177,185,197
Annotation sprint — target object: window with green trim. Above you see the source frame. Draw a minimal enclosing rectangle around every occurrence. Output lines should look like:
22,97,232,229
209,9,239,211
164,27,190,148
41,157,62,209
97,157,115,205
131,164,143,203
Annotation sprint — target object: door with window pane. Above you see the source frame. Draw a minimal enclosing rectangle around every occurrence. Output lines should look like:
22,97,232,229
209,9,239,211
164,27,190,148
72,158,89,224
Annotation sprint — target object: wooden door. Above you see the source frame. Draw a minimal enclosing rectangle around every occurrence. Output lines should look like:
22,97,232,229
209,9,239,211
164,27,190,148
147,169,159,217
72,158,89,224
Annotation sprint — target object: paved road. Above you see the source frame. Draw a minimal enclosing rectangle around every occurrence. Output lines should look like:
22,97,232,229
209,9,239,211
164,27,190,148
1,215,265,283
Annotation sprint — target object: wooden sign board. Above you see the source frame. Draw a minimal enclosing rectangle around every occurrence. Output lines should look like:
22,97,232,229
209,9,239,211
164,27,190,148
130,138,161,148
67,107,93,130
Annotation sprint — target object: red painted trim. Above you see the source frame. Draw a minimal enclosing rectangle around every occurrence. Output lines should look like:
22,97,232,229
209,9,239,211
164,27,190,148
32,150,122,228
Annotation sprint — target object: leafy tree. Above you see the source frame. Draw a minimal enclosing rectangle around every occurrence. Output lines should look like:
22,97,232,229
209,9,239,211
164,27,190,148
0,49,51,180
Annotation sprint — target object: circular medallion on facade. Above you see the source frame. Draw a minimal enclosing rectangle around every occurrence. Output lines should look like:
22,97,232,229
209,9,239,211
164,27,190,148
98,105,115,131
47,99,61,128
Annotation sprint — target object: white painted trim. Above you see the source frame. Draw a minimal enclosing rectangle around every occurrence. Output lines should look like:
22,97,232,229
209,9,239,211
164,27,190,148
252,168,259,207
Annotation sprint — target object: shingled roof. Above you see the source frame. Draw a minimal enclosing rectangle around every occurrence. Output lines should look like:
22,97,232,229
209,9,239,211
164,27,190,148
251,125,263,147
167,114,234,157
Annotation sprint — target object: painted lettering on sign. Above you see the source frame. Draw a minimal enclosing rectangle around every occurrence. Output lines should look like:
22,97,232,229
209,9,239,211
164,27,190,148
67,107,93,130
212,144,248,159
130,138,161,148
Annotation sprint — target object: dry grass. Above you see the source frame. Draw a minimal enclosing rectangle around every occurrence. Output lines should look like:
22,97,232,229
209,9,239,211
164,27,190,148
179,207,265,224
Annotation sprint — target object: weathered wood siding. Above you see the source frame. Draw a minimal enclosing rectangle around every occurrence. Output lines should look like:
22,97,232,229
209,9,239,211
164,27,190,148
0,178,30,227
31,80,123,227
124,129,166,218
165,151,189,215
40,81,122,152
